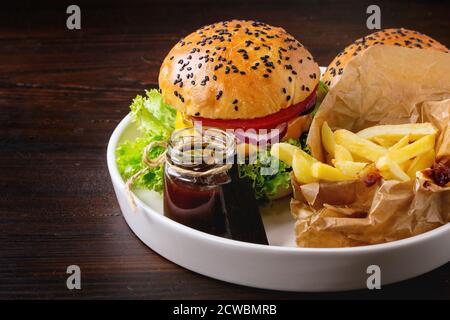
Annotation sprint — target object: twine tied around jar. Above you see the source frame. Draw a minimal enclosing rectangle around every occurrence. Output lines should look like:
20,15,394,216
125,140,168,209
125,140,233,210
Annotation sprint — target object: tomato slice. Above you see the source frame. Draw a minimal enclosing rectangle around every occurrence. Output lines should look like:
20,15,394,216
191,87,317,130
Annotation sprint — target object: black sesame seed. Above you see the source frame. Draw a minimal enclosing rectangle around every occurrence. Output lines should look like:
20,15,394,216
191,81,195,85
232,99,238,104
216,90,223,100
286,96,291,101
288,76,292,82
263,74,269,78
195,112,200,116
198,63,202,68
234,106,239,111
282,88,286,94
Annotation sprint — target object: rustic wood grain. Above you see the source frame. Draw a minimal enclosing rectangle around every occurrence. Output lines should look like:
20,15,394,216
1,0,449,299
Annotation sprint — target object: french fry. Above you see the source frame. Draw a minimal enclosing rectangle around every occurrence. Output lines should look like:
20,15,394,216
389,134,410,151
334,144,353,162
321,121,335,157
334,161,367,178
406,149,435,178
377,134,436,170
334,129,387,162
270,142,299,166
292,149,318,184
372,136,399,148
379,169,394,180
382,158,411,181
311,162,354,181
399,159,413,171
357,123,437,141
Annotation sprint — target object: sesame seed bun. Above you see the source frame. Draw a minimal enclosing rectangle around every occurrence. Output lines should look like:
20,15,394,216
159,20,320,120
322,28,449,88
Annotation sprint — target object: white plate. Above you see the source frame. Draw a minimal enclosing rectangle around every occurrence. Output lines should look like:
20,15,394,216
106,68,450,292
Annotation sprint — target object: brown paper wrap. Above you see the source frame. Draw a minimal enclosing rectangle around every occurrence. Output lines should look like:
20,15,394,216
291,46,450,248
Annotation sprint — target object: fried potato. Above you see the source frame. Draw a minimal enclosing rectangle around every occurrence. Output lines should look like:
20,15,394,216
380,158,411,181
372,136,400,147
270,142,299,166
406,149,435,178
377,134,436,170
389,134,410,151
276,123,437,185
334,144,353,162
334,129,387,162
311,162,354,181
292,149,318,184
334,161,368,178
321,121,335,157
399,159,413,171
357,123,437,142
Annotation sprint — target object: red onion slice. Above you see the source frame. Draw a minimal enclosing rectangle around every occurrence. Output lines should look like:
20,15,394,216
234,122,288,146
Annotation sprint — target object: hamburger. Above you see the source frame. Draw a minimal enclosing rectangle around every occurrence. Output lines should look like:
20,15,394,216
157,20,321,200
159,20,320,143
322,28,449,88
116,20,323,202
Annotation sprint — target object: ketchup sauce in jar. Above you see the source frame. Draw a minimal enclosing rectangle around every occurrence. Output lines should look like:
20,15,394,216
163,128,235,235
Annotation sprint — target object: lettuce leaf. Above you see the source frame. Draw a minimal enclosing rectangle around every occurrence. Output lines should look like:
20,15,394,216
115,89,175,192
312,81,329,116
130,89,176,137
238,135,309,202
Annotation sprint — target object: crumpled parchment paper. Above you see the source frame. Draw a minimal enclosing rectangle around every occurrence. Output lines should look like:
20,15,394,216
291,46,450,248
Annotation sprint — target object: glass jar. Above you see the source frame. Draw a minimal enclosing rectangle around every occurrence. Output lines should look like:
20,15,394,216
163,127,236,235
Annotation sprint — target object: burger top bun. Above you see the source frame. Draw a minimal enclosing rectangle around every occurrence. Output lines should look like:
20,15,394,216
322,28,449,88
159,20,320,120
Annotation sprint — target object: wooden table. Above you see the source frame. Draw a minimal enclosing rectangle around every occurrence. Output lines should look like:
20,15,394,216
1,0,449,299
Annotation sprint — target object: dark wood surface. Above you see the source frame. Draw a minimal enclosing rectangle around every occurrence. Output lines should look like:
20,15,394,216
1,0,449,299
